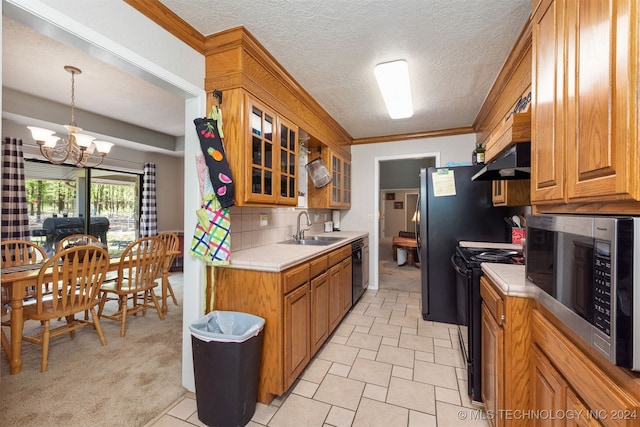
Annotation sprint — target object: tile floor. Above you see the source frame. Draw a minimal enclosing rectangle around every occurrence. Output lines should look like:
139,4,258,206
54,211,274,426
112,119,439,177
146,288,490,427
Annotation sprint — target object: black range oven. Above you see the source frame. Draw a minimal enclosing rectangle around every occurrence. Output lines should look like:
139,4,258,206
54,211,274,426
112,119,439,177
451,245,523,403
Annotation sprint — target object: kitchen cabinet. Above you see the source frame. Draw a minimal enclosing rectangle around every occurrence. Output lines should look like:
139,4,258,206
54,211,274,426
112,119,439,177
308,147,351,209
532,0,640,211
327,245,352,331
283,275,310,388
310,255,329,355
213,242,354,404
480,276,532,427
531,345,567,427
310,272,329,354
531,308,640,427
481,302,504,427
492,180,531,207
245,95,298,206
531,0,566,204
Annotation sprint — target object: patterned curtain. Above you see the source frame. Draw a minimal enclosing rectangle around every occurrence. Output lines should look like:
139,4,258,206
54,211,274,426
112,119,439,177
1,138,30,240
139,162,157,238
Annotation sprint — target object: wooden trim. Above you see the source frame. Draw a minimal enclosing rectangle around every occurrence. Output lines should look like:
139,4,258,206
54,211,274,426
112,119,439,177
533,200,640,215
123,0,206,54
205,26,352,147
473,17,533,133
351,126,475,145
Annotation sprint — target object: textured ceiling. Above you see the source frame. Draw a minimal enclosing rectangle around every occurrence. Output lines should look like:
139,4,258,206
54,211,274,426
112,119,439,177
2,1,531,150
160,0,531,139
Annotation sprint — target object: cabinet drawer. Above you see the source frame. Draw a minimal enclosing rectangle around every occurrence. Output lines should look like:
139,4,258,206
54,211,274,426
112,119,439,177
328,245,351,266
480,276,504,326
284,263,310,294
309,255,328,278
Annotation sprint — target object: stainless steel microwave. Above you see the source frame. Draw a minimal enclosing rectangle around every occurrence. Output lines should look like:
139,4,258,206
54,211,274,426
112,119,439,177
525,214,639,371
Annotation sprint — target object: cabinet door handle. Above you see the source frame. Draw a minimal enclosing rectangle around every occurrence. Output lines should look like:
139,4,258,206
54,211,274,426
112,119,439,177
501,314,505,322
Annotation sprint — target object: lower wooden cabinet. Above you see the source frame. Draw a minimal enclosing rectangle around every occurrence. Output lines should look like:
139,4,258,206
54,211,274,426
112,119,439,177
480,274,640,427
480,275,532,427
284,282,310,387
213,242,354,404
341,257,353,316
531,309,639,427
310,272,329,354
482,302,504,427
531,345,566,427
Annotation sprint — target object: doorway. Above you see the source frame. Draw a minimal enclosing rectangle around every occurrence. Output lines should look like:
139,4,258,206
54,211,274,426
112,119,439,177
377,156,435,292
4,3,206,391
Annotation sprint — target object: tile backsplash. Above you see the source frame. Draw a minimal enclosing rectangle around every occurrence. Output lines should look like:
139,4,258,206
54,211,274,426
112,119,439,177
228,206,334,251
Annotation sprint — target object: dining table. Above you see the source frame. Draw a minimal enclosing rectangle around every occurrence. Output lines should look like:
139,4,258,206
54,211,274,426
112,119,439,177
1,250,177,375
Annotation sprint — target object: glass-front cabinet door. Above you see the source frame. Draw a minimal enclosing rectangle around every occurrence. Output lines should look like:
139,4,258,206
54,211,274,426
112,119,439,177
245,95,298,206
331,155,342,204
343,161,351,205
249,101,275,201
278,117,298,204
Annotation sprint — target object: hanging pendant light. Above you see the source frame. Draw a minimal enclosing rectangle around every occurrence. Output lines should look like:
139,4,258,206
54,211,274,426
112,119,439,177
27,66,114,168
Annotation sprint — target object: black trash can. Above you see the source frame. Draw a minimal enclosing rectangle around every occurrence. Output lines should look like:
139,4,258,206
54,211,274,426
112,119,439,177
190,310,265,427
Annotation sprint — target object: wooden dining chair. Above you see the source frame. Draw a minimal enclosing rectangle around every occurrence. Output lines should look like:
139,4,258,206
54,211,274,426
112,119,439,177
156,231,180,306
21,245,110,372
1,240,47,360
55,233,101,253
97,236,166,337
1,239,47,267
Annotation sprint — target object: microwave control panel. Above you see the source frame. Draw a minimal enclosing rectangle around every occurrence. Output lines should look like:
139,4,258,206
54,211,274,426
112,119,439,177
593,241,612,336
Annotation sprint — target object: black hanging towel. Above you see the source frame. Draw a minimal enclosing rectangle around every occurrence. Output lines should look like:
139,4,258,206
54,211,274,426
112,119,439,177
194,114,235,208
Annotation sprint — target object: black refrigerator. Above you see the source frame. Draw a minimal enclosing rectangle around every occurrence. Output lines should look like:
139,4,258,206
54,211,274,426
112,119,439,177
419,165,509,323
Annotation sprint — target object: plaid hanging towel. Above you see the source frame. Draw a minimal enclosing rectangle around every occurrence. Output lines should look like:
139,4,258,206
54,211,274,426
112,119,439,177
190,196,231,264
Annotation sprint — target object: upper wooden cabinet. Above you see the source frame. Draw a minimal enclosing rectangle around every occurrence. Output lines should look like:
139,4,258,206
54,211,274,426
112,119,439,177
492,180,531,207
532,0,640,212
204,27,352,207
531,0,566,204
308,147,352,209
244,96,298,206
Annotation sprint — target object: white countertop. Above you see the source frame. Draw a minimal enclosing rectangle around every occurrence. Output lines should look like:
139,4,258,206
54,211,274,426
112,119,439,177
481,263,538,298
221,231,367,272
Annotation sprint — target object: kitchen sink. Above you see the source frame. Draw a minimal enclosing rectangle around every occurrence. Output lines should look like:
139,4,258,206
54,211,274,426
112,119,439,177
279,236,346,246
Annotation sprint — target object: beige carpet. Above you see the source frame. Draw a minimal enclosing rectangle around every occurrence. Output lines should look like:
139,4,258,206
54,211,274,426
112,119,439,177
0,273,186,427
378,237,421,293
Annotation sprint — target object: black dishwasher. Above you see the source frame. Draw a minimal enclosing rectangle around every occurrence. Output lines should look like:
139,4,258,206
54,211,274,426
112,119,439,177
351,238,367,306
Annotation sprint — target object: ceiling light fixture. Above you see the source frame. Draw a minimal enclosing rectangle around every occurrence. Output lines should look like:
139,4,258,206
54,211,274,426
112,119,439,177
374,60,414,119
27,66,114,168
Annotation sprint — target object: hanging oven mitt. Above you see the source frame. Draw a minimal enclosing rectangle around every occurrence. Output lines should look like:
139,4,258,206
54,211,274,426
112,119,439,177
194,107,234,208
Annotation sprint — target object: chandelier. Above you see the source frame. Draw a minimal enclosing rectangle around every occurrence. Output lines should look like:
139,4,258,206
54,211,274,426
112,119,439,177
27,66,114,168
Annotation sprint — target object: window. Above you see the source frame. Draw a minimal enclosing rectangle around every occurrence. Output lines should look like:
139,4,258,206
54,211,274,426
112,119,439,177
24,160,141,255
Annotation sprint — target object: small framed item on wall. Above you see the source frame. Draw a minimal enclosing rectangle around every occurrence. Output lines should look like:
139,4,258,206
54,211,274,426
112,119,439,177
386,193,395,200
394,201,403,209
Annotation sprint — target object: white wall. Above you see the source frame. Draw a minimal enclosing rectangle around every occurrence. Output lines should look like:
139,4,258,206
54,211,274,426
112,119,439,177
341,133,476,290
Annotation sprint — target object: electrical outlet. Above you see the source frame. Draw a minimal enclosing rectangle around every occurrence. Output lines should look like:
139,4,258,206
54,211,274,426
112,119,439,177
314,213,320,221
260,214,268,227
367,214,373,222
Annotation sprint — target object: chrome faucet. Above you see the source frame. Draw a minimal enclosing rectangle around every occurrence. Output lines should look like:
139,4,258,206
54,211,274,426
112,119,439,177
295,211,312,241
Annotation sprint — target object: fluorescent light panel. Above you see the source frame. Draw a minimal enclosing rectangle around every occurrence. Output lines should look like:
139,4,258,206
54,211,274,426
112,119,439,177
374,60,413,119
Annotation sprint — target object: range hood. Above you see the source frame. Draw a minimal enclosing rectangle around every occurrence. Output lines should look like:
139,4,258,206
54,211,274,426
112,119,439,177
471,142,531,181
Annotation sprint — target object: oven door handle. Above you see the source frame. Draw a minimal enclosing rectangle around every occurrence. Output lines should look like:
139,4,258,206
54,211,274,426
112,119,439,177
451,253,471,275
